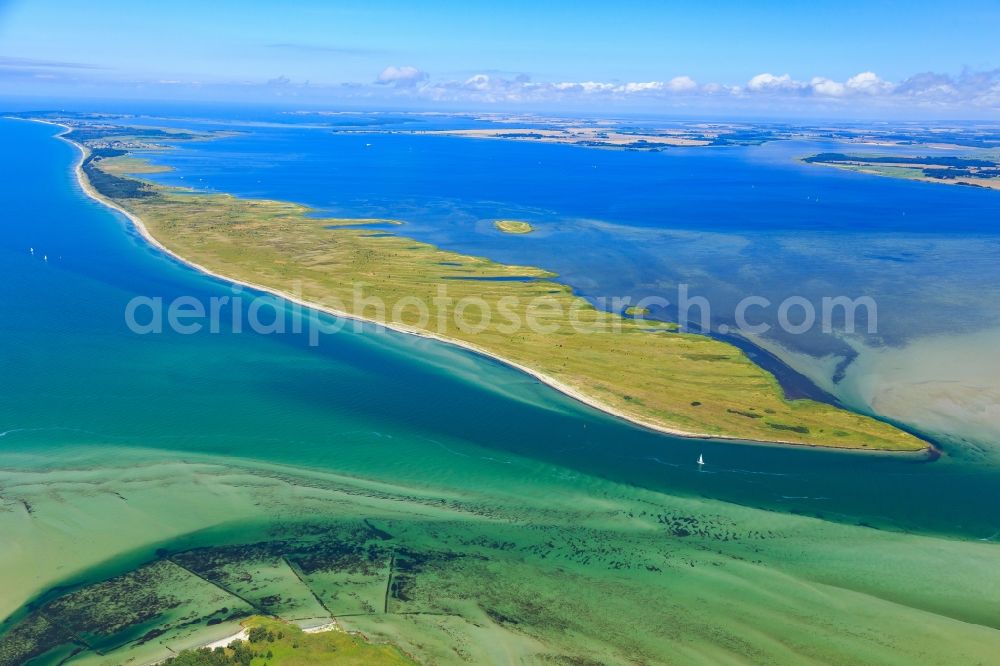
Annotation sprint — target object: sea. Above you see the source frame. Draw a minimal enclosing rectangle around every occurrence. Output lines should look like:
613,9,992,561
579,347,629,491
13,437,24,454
1,112,998,539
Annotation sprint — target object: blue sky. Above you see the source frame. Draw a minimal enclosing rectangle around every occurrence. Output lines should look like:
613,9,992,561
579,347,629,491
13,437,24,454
2,0,999,116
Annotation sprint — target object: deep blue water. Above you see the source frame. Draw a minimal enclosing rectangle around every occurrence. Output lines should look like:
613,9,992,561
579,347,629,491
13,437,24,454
140,126,1000,233
2,117,1000,540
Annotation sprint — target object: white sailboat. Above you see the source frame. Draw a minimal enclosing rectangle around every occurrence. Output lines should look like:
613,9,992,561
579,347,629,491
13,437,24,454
697,454,705,466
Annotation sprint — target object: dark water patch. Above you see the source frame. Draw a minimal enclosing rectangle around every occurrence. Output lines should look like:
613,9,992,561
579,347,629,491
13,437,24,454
708,330,842,404
441,275,541,282
324,221,399,230
865,253,916,263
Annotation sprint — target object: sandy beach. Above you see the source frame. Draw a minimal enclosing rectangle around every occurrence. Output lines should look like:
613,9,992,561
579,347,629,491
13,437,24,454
184,620,338,653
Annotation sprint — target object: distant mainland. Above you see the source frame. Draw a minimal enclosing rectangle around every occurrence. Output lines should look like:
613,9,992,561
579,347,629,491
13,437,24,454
803,152,1000,190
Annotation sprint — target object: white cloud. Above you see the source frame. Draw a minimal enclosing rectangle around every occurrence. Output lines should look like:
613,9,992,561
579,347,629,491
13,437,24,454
405,72,702,102
846,71,892,94
748,73,801,92
667,75,698,92
463,74,491,91
579,81,617,93
622,81,664,93
894,69,1000,108
897,72,957,99
743,71,900,99
375,65,427,87
357,66,1000,111
810,77,845,97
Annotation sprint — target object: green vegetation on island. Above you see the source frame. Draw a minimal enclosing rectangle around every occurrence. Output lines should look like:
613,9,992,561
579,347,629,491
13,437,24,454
803,152,1000,189
163,617,414,666
624,305,650,316
493,219,534,234
64,125,928,451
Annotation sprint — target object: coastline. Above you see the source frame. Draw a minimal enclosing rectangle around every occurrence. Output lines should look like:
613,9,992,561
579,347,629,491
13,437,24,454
799,156,1000,191
37,119,932,454
149,620,343,664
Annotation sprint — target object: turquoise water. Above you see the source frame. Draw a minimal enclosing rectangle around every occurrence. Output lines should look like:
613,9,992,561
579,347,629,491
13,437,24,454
1,117,999,544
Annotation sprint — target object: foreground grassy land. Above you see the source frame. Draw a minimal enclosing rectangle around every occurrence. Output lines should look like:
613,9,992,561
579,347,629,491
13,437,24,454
163,617,414,665
79,132,925,450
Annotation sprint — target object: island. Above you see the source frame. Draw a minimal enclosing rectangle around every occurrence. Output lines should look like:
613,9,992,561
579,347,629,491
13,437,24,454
331,122,780,150
317,115,1000,153
494,219,534,234
54,121,927,452
802,152,1000,189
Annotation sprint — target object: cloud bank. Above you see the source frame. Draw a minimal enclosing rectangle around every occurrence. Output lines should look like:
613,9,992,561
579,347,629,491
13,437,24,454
385,69,1000,110
4,56,999,115
375,65,428,87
